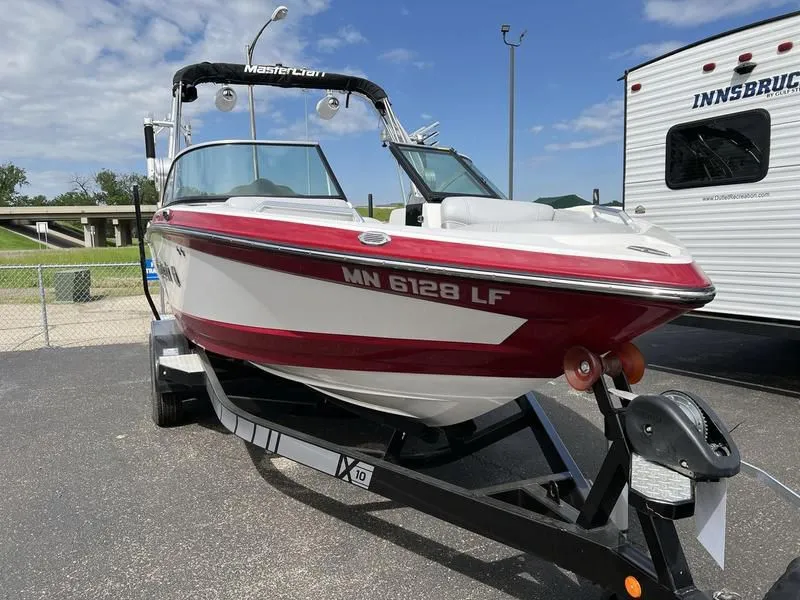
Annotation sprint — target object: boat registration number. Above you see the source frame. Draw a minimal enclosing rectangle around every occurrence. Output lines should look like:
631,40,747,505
341,267,510,305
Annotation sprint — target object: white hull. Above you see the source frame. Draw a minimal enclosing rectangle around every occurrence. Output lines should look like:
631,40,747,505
150,234,541,425
253,364,540,425
147,200,710,426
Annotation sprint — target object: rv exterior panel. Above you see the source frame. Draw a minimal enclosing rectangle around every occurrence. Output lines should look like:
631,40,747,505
624,12,800,327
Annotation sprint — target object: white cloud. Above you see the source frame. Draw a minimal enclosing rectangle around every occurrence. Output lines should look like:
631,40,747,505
553,98,623,133
316,25,366,53
271,95,380,140
545,135,622,151
316,38,340,53
380,48,415,63
20,170,76,199
546,98,623,151
530,125,544,134
339,26,366,44
379,48,433,68
643,0,793,26
609,40,684,60
0,0,333,176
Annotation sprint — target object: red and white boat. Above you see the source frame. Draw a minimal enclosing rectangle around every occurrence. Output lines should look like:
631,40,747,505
144,61,714,426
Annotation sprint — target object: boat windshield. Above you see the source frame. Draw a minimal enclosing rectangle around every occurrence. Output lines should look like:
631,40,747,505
392,144,503,201
163,142,345,205
460,155,507,199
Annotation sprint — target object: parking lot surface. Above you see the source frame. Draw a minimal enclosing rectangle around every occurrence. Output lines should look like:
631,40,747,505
1,326,798,599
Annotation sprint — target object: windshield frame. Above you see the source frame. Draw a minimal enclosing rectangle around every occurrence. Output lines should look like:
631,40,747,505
388,143,503,202
459,154,507,199
161,140,348,206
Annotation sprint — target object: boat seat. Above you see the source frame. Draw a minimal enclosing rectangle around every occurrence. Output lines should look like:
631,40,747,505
441,196,560,229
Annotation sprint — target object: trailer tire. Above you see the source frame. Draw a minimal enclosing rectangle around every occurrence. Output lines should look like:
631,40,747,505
152,386,183,427
149,335,183,427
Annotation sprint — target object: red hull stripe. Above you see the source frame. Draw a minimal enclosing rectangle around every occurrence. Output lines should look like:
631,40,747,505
158,231,696,323
178,313,531,376
177,295,682,377
154,209,712,290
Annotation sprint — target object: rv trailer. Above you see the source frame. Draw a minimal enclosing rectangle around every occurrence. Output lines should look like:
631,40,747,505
622,10,800,339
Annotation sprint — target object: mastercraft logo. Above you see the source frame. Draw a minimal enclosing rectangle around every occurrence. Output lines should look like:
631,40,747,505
692,70,800,108
243,64,326,77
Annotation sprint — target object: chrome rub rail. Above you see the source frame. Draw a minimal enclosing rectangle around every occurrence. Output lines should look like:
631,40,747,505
149,224,716,304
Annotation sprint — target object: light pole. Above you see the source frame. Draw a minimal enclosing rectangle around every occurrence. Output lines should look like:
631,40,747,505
245,5,289,141
501,24,525,200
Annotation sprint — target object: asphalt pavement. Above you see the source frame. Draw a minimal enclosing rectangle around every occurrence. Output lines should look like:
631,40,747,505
0,325,798,600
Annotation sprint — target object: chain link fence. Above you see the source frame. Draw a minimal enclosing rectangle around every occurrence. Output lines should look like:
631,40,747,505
0,262,163,352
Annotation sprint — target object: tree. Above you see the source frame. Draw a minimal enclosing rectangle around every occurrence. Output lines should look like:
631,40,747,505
0,162,29,206
95,169,126,205
12,194,49,207
0,165,157,207
95,170,158,205
51,175,98,206
52,190,95,206
71,174,99,205
129,174,158,205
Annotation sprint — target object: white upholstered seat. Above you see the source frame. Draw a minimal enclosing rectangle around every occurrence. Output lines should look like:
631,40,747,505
440,197,558,229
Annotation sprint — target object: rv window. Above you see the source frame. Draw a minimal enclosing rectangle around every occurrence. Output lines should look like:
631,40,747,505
665,109,770,189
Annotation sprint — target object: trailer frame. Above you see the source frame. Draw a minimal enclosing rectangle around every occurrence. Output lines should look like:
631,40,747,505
148,316,732,600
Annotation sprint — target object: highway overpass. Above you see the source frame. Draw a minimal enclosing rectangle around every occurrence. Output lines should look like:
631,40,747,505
0,205,158,247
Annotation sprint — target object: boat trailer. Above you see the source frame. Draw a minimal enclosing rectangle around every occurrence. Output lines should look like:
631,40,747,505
147,315,800,600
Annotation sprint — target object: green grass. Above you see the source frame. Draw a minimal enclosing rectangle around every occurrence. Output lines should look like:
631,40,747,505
54,221,85,236
0,227,45,250
356,205,398,222
0,245,146,266
0,246,151,293
0,261,150,296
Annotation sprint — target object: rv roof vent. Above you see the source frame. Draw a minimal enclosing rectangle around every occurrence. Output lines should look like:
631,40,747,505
738,52,753,62
778,41,793,53
631,83,642,92
702,62,716,73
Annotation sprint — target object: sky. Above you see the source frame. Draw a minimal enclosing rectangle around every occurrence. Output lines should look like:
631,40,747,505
2,0,799,205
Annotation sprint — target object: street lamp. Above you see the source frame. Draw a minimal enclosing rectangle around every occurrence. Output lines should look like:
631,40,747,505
245,5,289,140
501,24,525,200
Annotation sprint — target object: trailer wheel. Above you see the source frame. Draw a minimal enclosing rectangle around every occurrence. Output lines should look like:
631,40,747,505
149,335,183,427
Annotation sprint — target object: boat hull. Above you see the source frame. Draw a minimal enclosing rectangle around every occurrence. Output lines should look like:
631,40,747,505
148,219,708,425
